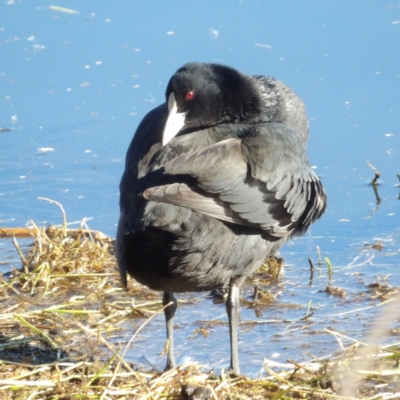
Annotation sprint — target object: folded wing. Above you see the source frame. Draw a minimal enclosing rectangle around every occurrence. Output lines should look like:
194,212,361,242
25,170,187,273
144,123,327,239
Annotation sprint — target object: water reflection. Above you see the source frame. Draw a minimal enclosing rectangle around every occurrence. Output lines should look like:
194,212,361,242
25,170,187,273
1,0,400,376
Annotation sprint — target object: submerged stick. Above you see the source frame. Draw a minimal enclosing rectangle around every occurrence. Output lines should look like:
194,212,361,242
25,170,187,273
0,227,35,238
0,226,108,240
365,164,382,217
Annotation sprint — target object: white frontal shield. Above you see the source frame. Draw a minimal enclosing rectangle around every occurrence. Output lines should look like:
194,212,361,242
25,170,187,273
162,93,187,145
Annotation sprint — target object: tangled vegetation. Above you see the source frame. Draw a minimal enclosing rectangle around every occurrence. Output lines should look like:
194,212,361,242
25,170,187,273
0,205,399,399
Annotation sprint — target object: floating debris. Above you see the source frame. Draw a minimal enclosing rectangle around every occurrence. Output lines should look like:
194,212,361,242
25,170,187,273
37,147,54,153
49,5,79,14
324,285,347,299
364,241,384,252
255,43,273,50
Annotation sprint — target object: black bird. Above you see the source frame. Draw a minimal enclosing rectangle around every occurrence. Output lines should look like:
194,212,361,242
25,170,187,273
116,62,326,375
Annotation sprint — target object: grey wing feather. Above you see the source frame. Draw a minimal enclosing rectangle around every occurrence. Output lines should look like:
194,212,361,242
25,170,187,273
150,125,326,238
144,182,258,227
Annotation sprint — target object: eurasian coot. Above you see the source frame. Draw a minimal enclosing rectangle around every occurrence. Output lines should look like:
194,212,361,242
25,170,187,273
116,62,327,375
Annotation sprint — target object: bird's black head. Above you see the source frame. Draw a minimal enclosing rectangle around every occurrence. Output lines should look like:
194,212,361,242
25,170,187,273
162,62,266,145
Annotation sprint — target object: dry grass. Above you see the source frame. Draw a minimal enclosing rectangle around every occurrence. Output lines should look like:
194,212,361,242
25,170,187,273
0,209,400,399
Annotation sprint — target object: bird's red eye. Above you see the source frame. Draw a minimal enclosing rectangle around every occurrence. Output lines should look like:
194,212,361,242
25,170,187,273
186,91,195,100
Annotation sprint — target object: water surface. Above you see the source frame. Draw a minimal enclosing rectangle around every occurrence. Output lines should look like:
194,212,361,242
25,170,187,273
1,1,399,376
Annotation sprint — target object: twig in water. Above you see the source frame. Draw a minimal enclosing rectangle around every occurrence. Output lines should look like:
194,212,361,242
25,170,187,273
325,257,333,275
308,258,315,286
301,300,314,321
367,162,380,186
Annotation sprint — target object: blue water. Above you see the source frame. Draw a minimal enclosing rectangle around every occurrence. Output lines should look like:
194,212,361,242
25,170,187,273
1,1,399,376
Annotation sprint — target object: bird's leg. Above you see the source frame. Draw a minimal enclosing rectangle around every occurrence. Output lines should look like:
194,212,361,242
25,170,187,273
226,276,245,376
163,292,178,370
